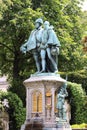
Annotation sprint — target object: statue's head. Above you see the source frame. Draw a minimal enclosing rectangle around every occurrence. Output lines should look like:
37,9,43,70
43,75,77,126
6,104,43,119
59,88,63,94
44,21,50,29
35,18,43,29
44,21,50,25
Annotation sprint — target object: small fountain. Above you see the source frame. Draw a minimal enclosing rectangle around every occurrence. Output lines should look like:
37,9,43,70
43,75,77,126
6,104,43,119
23,113,43,130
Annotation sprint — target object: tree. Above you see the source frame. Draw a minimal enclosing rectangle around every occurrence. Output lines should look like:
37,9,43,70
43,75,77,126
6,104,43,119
38,0,84,71
79,10,87,67
80,10,87,36
0,0,86,101
0,0,43,102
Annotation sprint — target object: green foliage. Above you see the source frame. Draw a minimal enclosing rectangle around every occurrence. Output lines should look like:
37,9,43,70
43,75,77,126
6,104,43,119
0,91,26,130
9,77,26,104
0,0,12,20
67,82,87,124
80,11,87,36
0,0,85,77
0,0,43,78
37,0,84,71
60,69,87,94
0,0,44,101
68,70,87,94
71,123,87,129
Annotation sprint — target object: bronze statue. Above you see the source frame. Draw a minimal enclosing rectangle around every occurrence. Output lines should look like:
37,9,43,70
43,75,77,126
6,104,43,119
56,83,68,120
40,21,61,73
20,18,43,73
20,19,61,73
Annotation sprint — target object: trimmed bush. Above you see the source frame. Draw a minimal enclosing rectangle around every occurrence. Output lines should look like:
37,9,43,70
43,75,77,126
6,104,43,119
67,82,87,124
68,70,87,95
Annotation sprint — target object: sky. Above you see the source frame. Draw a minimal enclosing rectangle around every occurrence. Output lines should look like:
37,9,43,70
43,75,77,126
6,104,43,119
81,0,87,11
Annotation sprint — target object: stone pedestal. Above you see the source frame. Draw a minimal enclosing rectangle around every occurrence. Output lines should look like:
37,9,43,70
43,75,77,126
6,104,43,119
56,120,72,130
20,73,71,130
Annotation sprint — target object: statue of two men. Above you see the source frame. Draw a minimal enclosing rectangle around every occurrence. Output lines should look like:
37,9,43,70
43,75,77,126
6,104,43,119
20,18,61,73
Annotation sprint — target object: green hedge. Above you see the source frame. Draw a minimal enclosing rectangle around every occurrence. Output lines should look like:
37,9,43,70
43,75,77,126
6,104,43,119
59,70,87,94
67,70,87,95
71,123,87,129
0,91,26,130
67,82,87,124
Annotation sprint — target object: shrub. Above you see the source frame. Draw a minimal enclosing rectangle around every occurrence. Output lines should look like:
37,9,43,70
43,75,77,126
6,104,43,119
71,123,87,129
60,70,87,94
67,82,87,124
0,91,26,130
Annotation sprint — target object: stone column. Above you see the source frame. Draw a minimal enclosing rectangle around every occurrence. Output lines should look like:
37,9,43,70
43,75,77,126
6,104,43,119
26,88,31,120
42,87,45,122
26,88,28,120
51,87,55,123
